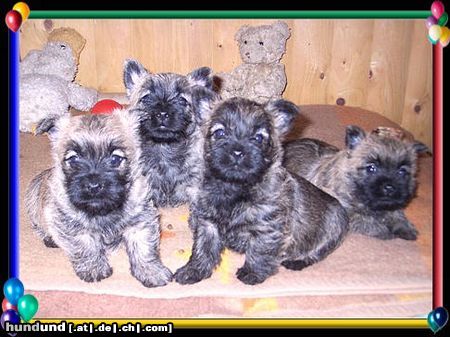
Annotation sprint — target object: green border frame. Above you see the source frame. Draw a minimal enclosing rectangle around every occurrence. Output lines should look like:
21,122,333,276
29,10,430,19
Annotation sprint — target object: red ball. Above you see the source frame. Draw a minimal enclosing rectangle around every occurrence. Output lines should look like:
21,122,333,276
91,99,123,115
2,298,17,312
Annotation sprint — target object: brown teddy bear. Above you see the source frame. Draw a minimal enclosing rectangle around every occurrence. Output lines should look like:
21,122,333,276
218,21,291,104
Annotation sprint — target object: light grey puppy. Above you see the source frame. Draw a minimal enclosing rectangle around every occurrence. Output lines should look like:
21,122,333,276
25,111,172,287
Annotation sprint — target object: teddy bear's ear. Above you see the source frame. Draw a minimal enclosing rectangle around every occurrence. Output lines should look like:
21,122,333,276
265,99,300,136
345,125,366,150
35,114,70,142
187,67,213,90
235,25,250,42
272,21,290,39
123,59,148,96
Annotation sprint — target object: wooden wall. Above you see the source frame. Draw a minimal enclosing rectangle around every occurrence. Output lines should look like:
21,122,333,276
19,19,432,148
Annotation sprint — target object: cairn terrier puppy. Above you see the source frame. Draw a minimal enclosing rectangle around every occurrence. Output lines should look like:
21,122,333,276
174,97,349,285
123,59,218,207
25,112,172,287
283,125,429,241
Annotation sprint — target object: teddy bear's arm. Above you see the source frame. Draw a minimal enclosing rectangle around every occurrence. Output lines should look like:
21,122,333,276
67,82,98,112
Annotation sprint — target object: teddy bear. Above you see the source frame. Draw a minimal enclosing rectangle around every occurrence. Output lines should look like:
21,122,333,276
19,27,98,133
218,21,290,104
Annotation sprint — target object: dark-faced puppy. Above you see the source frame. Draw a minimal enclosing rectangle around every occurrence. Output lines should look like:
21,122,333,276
25,112,172,287
174,97,349,285
124,60,218,207
283,125,429,240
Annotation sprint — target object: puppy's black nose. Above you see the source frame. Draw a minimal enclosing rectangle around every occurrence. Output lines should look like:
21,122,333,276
87,181,103,194
156,112,169,120
383,184,395,196
232,150,245,162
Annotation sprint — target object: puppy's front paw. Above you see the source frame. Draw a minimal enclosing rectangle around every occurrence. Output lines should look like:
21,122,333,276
174,264,210,285
133,263,173,288
75,264,113,283
236,266,267,285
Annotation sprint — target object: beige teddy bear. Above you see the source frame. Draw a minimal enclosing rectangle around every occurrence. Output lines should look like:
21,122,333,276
218,21,290,104
20,27,98,133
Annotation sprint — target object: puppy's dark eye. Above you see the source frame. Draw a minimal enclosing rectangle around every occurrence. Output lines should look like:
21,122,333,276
366,163,377,174
109,155,125,168
213,129,225,139
139,94,151,103
252,134,264,144
244,40,247,44
64,154,79,166
397,167,408,177
259,41,264,46
178,97,189,106
60,44,66,50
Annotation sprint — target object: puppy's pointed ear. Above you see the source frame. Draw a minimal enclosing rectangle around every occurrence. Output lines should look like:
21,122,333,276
35,114,69,142
412,141,431,155
187,67,213,90
265,99,300,136
345,125,366,150
123,59,147,96
191,87,220,124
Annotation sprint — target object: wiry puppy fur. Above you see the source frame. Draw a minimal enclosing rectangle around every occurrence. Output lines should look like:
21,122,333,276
283,125,429,240
25,112,172,287
174,98,349,285
123,59,218,207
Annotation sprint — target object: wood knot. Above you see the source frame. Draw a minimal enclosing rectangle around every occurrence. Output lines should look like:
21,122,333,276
43,19,54,32
368,69,373,79
336,97,346,106
319,72,325,80
414,104,421,113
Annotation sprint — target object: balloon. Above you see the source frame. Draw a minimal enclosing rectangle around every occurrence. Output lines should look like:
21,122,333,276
428,35,438,45
2,298,17,312
1,309,20,329
431,1,445,19
17,294,38,322
91,99,123,115
4,10,22,33
440,27,450,47
438,12,448,26
426,16,438,28
428,307,449,333
12,2,30,22
429,25,443,41
3,278,24,306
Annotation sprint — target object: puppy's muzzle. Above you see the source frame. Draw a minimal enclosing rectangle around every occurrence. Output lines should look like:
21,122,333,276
155,111,170,127
82,174,105,196
382,183,396,197
232,150,245,164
